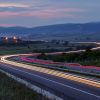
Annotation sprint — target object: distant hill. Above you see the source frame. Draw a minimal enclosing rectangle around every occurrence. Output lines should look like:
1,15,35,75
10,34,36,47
0,22,100,41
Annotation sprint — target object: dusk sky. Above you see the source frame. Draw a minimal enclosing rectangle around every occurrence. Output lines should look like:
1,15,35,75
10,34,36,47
0,0,100,27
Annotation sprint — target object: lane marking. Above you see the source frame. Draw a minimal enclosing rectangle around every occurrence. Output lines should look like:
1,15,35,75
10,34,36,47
1,57,100,88
0,64,100,99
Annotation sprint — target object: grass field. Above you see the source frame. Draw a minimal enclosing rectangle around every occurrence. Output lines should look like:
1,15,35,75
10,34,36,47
0,42,95,55
0,72,49,100
0,45,33,55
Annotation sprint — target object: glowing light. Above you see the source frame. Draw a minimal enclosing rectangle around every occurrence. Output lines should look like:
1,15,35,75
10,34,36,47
1,54,100,88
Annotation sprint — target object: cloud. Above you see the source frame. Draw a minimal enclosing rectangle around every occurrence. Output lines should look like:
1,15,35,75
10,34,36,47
0,6,83,19
20,7,83,19
0,7,31,12
0,11,19,17
0,0,99,27
0,24,16,27
0,3,30,8
0,1,84,19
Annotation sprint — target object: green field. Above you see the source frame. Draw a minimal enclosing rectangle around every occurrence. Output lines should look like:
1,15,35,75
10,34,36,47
0,42,95,55
0,72,49,100
0,45,33,55
0,43,68,55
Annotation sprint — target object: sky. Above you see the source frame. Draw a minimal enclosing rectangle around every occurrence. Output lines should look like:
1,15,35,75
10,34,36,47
0,0,100,27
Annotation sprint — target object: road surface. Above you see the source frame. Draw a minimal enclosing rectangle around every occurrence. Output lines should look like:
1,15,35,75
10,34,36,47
0,55,100,100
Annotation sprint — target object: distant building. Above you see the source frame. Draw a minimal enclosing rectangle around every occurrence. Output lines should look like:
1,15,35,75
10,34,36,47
0,36,47,46
0,36,22,44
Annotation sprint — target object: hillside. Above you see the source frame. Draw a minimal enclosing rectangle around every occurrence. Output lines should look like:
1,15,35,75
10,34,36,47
0,22,100,41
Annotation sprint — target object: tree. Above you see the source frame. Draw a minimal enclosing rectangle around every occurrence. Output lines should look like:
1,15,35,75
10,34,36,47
63,41,69,46
85,47,92,52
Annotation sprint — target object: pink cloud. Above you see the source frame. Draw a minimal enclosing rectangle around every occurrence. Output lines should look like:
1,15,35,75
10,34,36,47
26,12,73,19
42,7,84,13
23,10,78,19
0,24,16,27
0,11,19,17
22,7,83,19
0,7,83,19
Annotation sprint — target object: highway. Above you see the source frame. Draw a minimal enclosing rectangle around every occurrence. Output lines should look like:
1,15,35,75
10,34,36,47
0,55,100,100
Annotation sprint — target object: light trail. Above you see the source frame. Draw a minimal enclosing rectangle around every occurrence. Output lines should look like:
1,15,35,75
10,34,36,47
0,42,100,89
0,55,100,88
0,64,100,99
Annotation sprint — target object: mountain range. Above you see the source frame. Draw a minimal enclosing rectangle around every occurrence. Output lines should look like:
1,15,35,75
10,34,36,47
0,22,100,41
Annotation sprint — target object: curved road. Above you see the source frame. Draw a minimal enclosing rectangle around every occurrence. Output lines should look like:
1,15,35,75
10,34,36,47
0,42,100,100
0,54,100,100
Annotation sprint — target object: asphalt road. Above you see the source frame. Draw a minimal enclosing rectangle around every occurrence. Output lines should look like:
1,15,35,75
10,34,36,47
0,42,100,100
0,62,100,100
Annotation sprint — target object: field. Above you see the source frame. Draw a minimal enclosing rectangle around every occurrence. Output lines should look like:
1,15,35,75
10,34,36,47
0,46,32,55
0,72,49,100
0,42,96,55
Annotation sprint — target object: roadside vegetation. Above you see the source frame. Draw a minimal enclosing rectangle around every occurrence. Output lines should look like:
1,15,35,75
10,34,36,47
37,50,100,67
0,72,49,100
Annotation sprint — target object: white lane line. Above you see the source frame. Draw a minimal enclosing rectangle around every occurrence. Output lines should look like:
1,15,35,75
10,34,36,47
1,64,100,99
1,59,100,87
